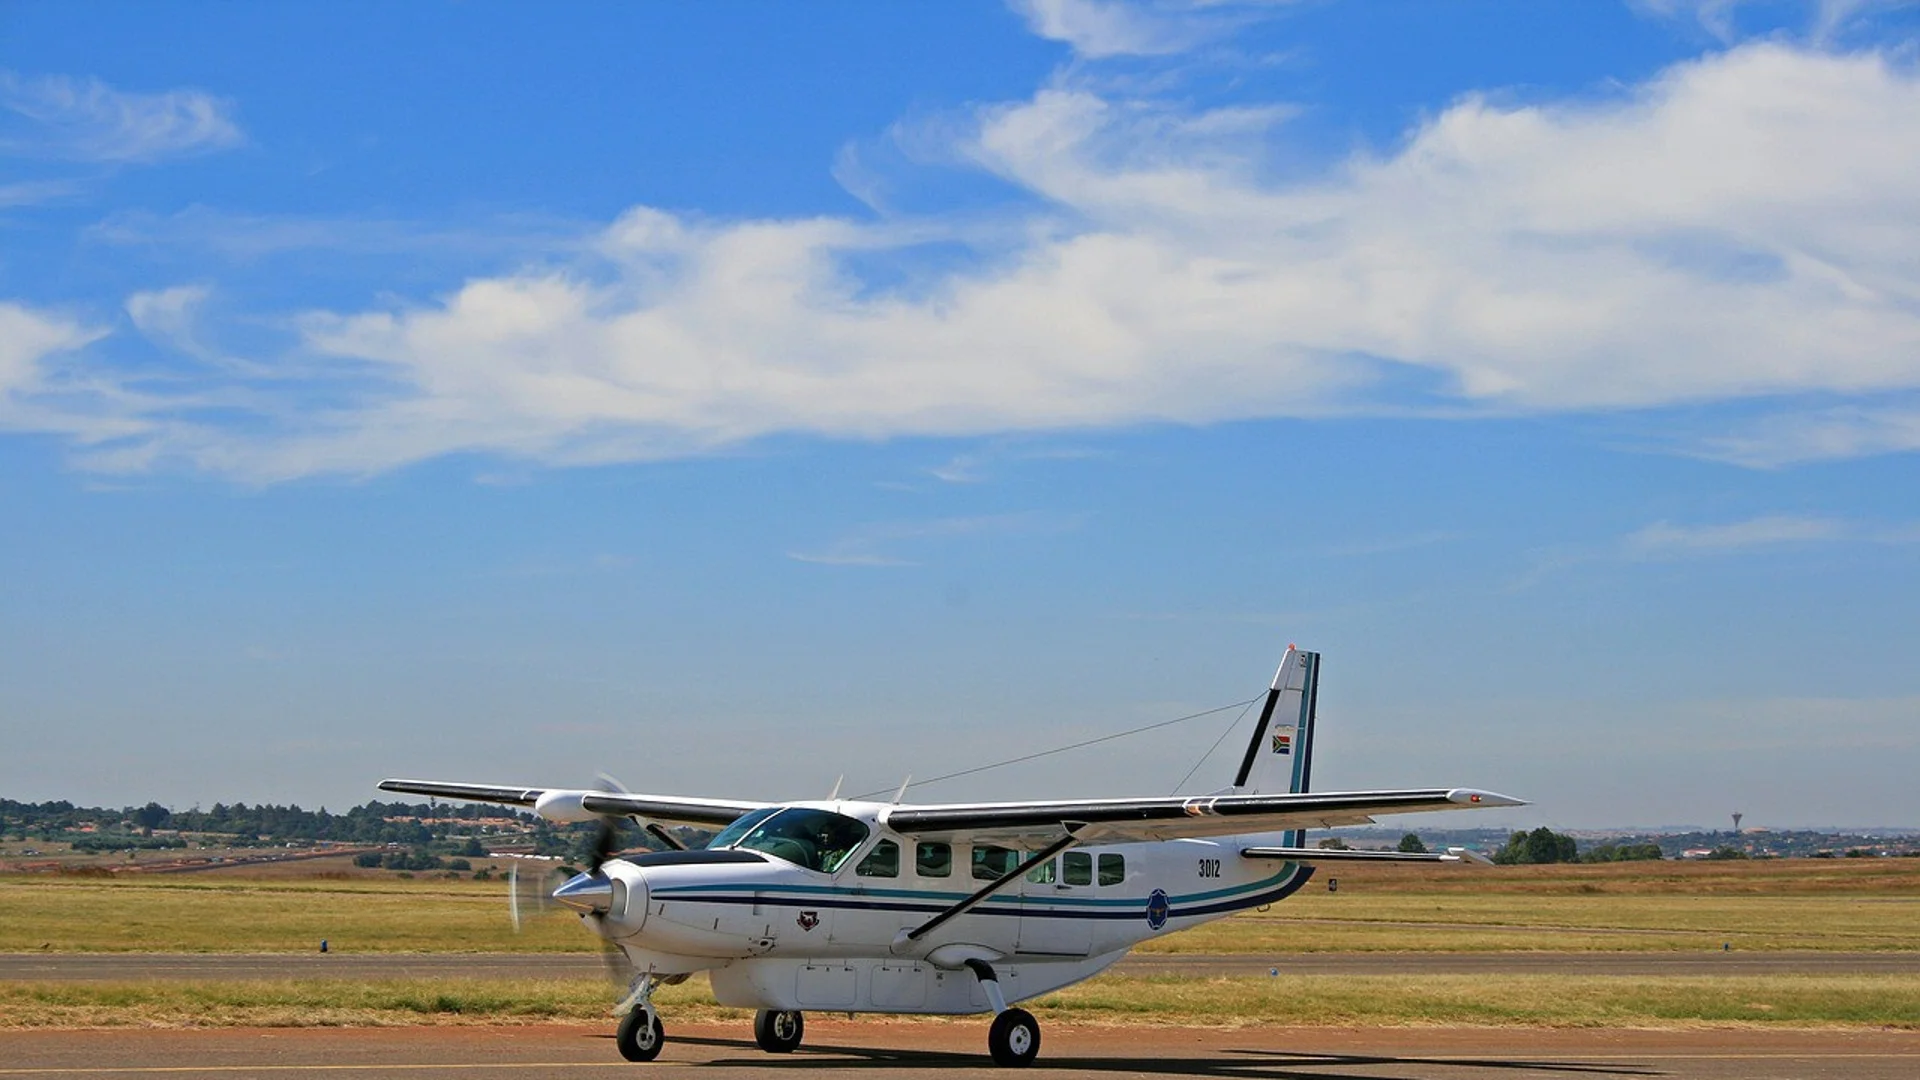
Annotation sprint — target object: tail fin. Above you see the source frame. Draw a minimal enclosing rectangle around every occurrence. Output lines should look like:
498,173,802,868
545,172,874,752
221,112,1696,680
1229,645,1319,797
1229,645,1320,847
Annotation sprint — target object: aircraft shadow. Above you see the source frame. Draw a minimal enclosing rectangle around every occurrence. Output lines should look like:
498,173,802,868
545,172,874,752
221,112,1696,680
658,1034,1662,1078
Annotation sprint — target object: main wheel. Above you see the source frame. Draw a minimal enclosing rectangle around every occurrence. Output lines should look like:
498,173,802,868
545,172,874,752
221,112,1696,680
753,1009,805,1053
616,1009,665,1062
987,1007,1040,1067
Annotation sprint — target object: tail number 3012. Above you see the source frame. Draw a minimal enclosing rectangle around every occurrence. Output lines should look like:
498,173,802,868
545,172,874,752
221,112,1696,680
1197,858,1222,878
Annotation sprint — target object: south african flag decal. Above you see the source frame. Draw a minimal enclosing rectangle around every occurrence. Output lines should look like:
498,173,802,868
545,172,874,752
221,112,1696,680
1272,731,1291,754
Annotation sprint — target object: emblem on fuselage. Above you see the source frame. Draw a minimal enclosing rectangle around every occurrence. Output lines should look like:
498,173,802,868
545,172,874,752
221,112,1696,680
1145,888,1170,930
796,911,820,931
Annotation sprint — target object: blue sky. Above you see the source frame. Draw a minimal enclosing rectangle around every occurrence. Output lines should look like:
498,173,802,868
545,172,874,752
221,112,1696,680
4,1,1918,829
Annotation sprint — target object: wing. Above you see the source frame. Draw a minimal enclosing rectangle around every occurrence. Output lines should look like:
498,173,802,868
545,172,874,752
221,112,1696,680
881,787,1523,847
377,778,760,830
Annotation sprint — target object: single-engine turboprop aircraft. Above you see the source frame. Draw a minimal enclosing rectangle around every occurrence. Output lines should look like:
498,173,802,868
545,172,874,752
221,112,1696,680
381,646,1522,1066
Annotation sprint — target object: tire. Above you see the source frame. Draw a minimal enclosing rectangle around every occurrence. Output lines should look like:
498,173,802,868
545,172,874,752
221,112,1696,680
753,1009,805,1053
616,1009,664,1062
987,1007,1040,1067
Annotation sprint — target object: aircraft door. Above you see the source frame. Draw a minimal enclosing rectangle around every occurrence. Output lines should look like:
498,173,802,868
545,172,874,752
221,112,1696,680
1014,851,1093,958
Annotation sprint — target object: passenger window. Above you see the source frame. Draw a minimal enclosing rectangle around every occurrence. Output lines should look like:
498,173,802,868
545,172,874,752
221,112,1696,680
1098,853,1125,886
1025,856,1056,884
916,842,951,878
972,845,1019,881
1063,851,1092,886
856,839,899,878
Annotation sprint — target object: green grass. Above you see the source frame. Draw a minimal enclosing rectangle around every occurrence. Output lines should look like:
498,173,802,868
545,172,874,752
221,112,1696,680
4,974,1916,1030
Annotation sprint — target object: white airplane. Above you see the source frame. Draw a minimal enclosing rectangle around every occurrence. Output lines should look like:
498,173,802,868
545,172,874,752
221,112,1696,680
381,646,1522,1067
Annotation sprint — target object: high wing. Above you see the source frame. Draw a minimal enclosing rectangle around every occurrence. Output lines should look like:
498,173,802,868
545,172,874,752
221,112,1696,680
881,787,1523,847
377,778,759,830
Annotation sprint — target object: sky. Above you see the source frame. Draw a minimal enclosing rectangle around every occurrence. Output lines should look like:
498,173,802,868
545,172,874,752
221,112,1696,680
3,0,1918,830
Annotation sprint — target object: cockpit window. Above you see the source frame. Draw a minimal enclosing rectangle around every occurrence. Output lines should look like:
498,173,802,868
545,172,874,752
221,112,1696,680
706,808,779,851
722,808,871,874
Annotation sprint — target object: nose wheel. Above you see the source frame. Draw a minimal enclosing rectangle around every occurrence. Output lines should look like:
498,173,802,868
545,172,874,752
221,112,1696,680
615,1007,664,1062
753,1009,805,1052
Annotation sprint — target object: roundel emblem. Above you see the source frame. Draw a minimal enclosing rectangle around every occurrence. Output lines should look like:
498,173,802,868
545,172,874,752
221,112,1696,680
1145,888,1170,930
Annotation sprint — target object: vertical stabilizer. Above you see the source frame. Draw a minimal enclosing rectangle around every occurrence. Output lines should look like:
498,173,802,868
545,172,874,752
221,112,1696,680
1229,646,1320,843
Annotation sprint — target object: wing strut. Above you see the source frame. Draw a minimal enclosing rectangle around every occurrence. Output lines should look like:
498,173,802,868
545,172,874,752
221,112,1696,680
893,828,1082,951
643,823,685,852
1241,845,1494,866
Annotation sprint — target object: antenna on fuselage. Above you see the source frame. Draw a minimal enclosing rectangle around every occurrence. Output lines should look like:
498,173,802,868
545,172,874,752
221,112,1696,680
828,775,844,800
892,774,913,803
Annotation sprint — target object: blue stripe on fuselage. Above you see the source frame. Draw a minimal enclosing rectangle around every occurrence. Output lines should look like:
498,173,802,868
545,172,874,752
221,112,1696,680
648,862,1311,922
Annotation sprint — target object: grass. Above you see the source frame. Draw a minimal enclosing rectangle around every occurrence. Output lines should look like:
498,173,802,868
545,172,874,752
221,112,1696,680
0,875,587,953
9,860,1917,954
3,973,1916,1030
1036,973,1920,1028
1138,860,1920,953
4,860,1918,1030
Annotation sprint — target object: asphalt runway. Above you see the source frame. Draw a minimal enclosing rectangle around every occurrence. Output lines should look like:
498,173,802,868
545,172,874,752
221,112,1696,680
5,950,1919,981
2,1022,1917,1079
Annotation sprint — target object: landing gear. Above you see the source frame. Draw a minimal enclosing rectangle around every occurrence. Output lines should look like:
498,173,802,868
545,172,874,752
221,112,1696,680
988,1007,1040,1067
614,970,664,1062
964,958,1040,1067
753,1009,805,1053
615,1007,664,1062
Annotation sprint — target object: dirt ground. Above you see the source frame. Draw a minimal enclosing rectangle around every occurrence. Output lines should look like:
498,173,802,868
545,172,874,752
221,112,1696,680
2,1020,1917,1079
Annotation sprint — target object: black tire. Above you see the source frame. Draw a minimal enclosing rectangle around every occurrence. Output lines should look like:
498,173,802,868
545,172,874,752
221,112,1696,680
616,1009,664,1062
753,1009,805,1053
987,1007,1040,1067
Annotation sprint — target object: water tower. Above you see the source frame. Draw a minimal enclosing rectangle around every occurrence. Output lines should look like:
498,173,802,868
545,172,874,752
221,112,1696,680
1731,811,1743,834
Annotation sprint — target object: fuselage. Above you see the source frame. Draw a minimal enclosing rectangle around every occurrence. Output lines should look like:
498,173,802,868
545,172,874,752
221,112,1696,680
568,799,1313,1013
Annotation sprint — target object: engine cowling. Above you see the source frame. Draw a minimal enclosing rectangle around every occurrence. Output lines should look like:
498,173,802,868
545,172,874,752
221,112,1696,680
531,790,598,823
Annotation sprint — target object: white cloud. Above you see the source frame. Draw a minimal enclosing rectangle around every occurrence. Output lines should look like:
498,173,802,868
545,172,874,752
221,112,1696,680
788,511,1080,567
14,42,1920,479
1626,515,1848,556
1012,0,1206,58
1634,0,1918,43
1700,404,1920,465
0,301,128,439
0,71,241,163
126,285,211,348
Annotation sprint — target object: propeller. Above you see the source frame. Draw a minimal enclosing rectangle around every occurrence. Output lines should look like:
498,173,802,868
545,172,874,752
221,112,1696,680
581,773,637,987
506,859,557,933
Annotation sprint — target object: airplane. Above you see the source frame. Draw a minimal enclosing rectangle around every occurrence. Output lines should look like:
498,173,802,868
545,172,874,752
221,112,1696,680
380,645,1523,1067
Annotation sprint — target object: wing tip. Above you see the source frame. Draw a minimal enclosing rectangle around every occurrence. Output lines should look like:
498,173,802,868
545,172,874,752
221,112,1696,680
1447,788,1527,808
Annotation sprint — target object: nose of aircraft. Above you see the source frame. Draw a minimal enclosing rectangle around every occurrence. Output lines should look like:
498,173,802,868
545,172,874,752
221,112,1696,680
551,864,649,931
552,872,613,913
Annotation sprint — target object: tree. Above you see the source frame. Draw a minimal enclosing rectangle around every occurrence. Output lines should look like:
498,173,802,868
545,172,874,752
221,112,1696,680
131,802,171,831
1396,833,1428,854
1494,827,1579,865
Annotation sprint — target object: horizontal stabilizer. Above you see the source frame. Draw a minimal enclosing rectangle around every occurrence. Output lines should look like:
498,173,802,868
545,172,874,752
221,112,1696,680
1241,845,1494,866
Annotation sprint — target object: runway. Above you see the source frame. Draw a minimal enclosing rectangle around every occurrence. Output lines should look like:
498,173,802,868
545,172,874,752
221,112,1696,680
1,1021,1916,1079
5,950,1918,981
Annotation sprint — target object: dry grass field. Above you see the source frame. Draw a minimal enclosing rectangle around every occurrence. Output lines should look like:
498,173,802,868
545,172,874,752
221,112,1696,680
6,857,1916,955
4,858,1917,1030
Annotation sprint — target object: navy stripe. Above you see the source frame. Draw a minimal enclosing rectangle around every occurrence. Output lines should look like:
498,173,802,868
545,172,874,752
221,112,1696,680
649,863,1312,924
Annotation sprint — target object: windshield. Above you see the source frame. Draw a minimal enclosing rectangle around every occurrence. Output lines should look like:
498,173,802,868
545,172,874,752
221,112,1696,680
723,808,871,874
706,807,779,850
